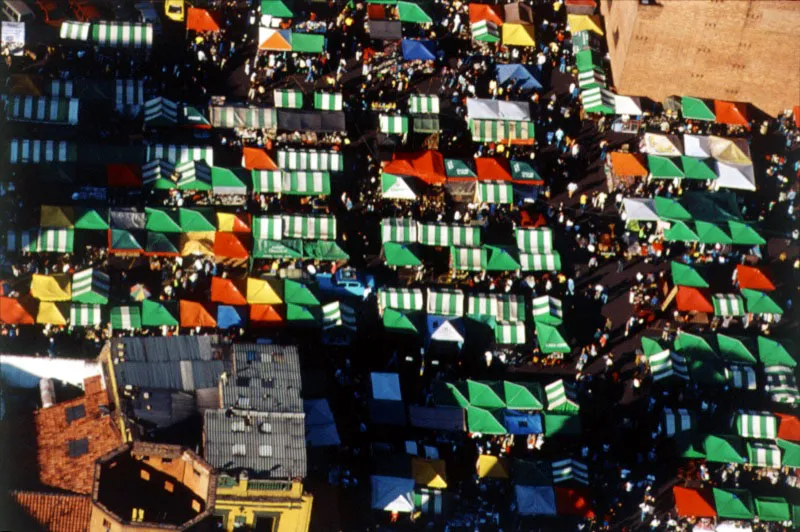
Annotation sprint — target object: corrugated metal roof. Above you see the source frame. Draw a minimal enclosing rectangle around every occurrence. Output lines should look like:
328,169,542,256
115,360,224,391
204,410,307,479
111,336,214,362
221,344,303,413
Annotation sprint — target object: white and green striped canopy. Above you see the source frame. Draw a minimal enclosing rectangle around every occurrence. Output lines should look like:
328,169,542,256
647,349,689,382
60,21,91,41
5,229,39,252
252,216,283,240
765,366,799,405
209,105,277,129
470,119,535,143
92,22,153,48
8,139,77,164
282,171,331,195
450,225,481,247
519,253,561,272
531,296,563,325
144,97,179,125
467,294,498,319
471,20,500,43
477,181,513,204
111,305,142,330
417,223,451,246
747,442,781,469
734,411,777,439
661,407,693,437
114,79,144,112
70,304,103,327
274,88,304,109
581,87,616,115
380,115,409,134
147,144,214,165
380,287,424,312
409,94,440,114
451,247,486,272
48,80,73,98
252,170,282,193
142,160,177,187
516,228,553,253
544,380,578,411
727,365,757,390
381,218,418,243
495,321,526,345
322,301,357,331
277,149,343,172
713,293,745,316
37,229,74,253
497,294,525,322
175,160,212,190
552,459,589,484
314,92,343,111
71,269,110,305
7,96,79,125
282,215,336,240
577,68,607,89
427,288,465,317
381,173,417,200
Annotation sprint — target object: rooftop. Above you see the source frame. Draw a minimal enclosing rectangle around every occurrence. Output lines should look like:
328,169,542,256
9,491,92,532
221,344,303,413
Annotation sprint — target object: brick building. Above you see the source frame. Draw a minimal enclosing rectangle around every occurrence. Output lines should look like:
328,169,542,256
599,0,800,116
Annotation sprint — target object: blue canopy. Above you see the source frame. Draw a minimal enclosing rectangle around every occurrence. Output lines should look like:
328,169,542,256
402,39,437,61
503,410,543,435
495,64,543,91
217,305,246,329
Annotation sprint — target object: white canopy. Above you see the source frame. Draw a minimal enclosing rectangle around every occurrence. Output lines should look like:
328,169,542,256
641,133,683,157
429,320,464,343
371,372,402,401
715,162,756,191
614,94,643,116
621,198,659,221
684,135,752,165
466,98,531,121
371,476,415,512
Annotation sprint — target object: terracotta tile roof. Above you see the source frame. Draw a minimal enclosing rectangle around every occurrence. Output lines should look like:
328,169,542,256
34,376,122,494
10,491,92,532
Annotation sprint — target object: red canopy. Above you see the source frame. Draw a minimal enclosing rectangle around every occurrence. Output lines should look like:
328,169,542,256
736,264,775,292
0,296,36,325
554,488,594,518
214,232,251,259
242,147,278,170
250,304,284,326
107,164,142,187
675,286,713,313
468,4,504,25
383,151,446,185
210,277,247,305
475,157,512,181
367,4,386,20
186,7,221,32
179,300,217,328
714,100,749,128
673,486,716,518
794,106,800,129
777,413,800,442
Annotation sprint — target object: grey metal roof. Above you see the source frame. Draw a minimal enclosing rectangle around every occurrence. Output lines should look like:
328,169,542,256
204,410,307,479
111,336,215,362
130,390,197,429
221,344,303,413
115,360,224,391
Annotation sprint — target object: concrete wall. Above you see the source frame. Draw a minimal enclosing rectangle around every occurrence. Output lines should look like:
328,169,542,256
0,355,101,389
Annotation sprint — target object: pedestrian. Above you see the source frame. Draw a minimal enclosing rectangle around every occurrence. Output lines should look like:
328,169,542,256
567,182,578,198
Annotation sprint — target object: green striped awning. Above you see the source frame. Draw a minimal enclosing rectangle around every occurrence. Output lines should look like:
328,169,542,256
322,301,357,331
111,305,142,330
467,294,498,319
427,288,465,317
381,218,417,243
495,321,526,345
8,139,77,164
252,216,283,240
70,304,103,327
71,269,110,305
470,119,535,143
252,170,282,193
7,96,79,125
544,380,578,411
277,149,343,172
92,22,153,48
147,144,214,165
274,89,303,109
765,366,798,404
577,68,606,90
143,97,179,126
519,253,561,271
417,223,451,246
413,116,440,133
5,229,39,252
647,350,689,382
37,229,74,253
727,365,757,390
283,171,331,195
450,225,480,247
175,160,213,191
282,215,336,240
60,21,91,40
531,296,563,325
380,287,424,312
380,115,409,134
314,92,343,111
661,408,693,436
552,459,589,484
450,247,486,272
477,181,513,204
409,94,440,114
142,160,178,189
747,442,781,469
208,106,277,129
471,20,500,43
712,293,745,316
516,228,553,253
581,87,616,115
734,411,777,439
497,294,525,322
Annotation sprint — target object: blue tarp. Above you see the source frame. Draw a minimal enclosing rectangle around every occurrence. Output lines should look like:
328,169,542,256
495,64,543,91
503,410,543,434
401,39,437,61
217,305,246,329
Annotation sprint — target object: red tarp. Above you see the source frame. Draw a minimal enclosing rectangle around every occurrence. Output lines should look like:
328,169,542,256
736,264,775,292
383,150,447,185
179,300,217,328
242,147,278,170
0,296,36,325
714,101,749,128
468,4,504,25
250,304,284,326
107,164,142,187
367,4,386,19
777,413,800,442
794,106,800,129
554,488,595,518
186,7,221,32
210,277,247,305
673,486,717,518
475,157,512,181
675,286,713,313
214,232,251,259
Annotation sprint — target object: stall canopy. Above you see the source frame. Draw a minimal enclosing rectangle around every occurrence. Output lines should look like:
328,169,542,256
495,64,542,91
274,89,303,109
179,300,217,328
471,20,501,42
681,96,716,121
314,92,343,112
380,287,423,312
71,269,110,305
258,28,292,51
241,147,278,170
276,110,346,132
704,435,745,464
409,94,440,114
401,39,437,61
92,22,153,48
186,8,221,32
515,485,556,516
37,302,68,326
368,20,402,40
0,297,36,325
110,305,141,330
757,336,797,368
291,33,324,54
7,96,79,125
249,304,283,327
567,13,603,35
621,198,658,221
210,105,276,129
469,3,504,25
381,173,417,200
712,488,754,520
467,98,530,121
581,87,615,114
261,0,293,17
742,289,783,315
716,161,756,191
384,150,446,185
60,21,91,41
670,261,709,288
371,476,414,513
675,287,713,313
141,300,179,327
211,277,247,305
714,100,749,128
397,1,433,23
673,487,717,517
31,274,72,302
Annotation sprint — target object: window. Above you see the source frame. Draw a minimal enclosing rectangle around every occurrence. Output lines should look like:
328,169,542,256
192,500,202,512
140,469,150,481
254,516,276,532
102,518,111,529
259,422,272,434
236,376,251,387
65,404,86,424
258,445,273,457
231,420,246,432
613,29,620,47
246,351,259,363
132,508,144,522
237,396,251,409
262,377,275,389
67,438,89,458
164,481,174,492
232,444,246,456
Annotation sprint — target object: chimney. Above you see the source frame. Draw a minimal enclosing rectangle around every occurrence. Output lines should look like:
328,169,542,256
39,378,55,409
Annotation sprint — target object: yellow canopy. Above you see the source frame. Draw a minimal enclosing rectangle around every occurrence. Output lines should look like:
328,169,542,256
246,278,283,305
36,302,68,325
40,206,75,228
502,23,536,47
411,458,448,488
709,136,752,165
567,14,604,36
476,455,509,479
216,212,250,233
179,232,215,256
31,274,72,302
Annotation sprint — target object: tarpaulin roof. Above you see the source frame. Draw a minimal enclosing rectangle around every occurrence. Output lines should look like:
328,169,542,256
670,261,709,288
384,150,446,185
367,20,402,40
246,277,283,304
74,208,109,230
179,300,217,328
258,28,292,51
145,232,180,256
141,300,179,327
211,277,247,305
468,4,504,25
277,110,346,132
383,308,418,334
609,152,647,177
712,488,754,520
742,288,783,315
681,96,716,121
411,458,447,488
36,302,68,325
475,157,512,180
673,486,717,517
217,212,251,233
401,39,437,61
214,232,250,259
495,64,543,91
621,198,658,221
371,476,414,513
40,205,74,229
186,7,221,32
217,305,246,329
757,336,797,368
477,455,508,479
241,147,278,170
555,488,594,518
467,98,531,121
397,1,433,24
567,14,603,35
503,2,533,23
0,296,36,325
249,304,284,326
777,413,800,441
714,101,749,128
675,286,713,313
291,33,324,54
515,485,556,516
31,274,71,302
703,434,745,464
179,232,215,256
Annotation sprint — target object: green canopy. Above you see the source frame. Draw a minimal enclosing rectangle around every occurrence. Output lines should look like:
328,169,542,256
688,358,727,387
703,434,745,464
664,221,698,242
141,300,179,327
712,489,754,520
670,261,708,288
728,221,766,245
110,305,142,330
484,245,521,271
648,155,684,179
463,380,506,409
680,157,717,180
434,381,470,408
284,279,320,306
716,334,757,365
291,33,324,53
575,49,602,72
146,232,180,255
384,242,422,267
397,1,433,24
641,337,666,356
536,323,570,354
503,382,543,410
509,160,542,181
741,288,783,315
444,158,476,178
110,229,144,251
778,439,800,469
543,413,581,436
145,208,182,233
755,497,790,522
286,303,320,324
757,336,797,368
179,208,216,232
253,239,303,259
654,196,692,221
74,208,109,230
303,240,349,261
466,407,507,435
681,96,716,121
261,0,293,17
382,308,418,334
71,269,110,305
211,167,249,195
674,332,716,357
695,221,732,245
676,434,706,459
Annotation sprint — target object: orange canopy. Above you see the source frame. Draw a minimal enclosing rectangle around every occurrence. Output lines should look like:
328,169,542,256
475,157,512,181
187,7,221,32
383,150,447,185
555,488,595,518
673,487,716,518
736,264,775,292
0,296,36,325
675,286,713,313
242,147,278,170
107,164,142,187
609,152,648,177
468,4,504,25
714,100,749,128
250,304,284,326
214,232,250,259
794,106,800,129
210,277,248,305
217,212,251,233
179,300,217,328
777,413,800,442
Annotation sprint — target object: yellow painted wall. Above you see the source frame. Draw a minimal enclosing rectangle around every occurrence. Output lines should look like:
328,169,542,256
215,479,313,532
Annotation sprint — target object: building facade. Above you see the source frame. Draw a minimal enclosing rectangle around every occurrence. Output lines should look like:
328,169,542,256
214,474,313,532
599,0,800,115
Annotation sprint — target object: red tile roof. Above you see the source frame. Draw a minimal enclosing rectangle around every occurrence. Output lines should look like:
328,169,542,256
10,491,92,532
34,376,122,494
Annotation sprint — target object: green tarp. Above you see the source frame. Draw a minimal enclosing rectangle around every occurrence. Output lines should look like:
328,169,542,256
654,196,692,221
670,261,708,288
503,382,543,410
261,0,293,17
292,33,324,53
466,406,507,435
664,221,698,242
681,96,716,121
74,208,109,230
146,232,180,255
384,242,422,267
253,239,303,259
778,439,800,469
716,334,757,365
535,323,570,354
382,308,418,334
110,229,143,251
484,245,520,271
543,414,581,436
284,279,320,306
462,380,506,409
757,336,797,368
695,221,732,245
179,208,216,232
146,208,182,233
741,288,783,315
111,305,142,330
141,300,179,327
703,434,745,464
444,158,476,178
755,497,790,522
397,1,433,24
728,221,765,245
680,157,717,180
648,155,684,179
303,240,349,261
